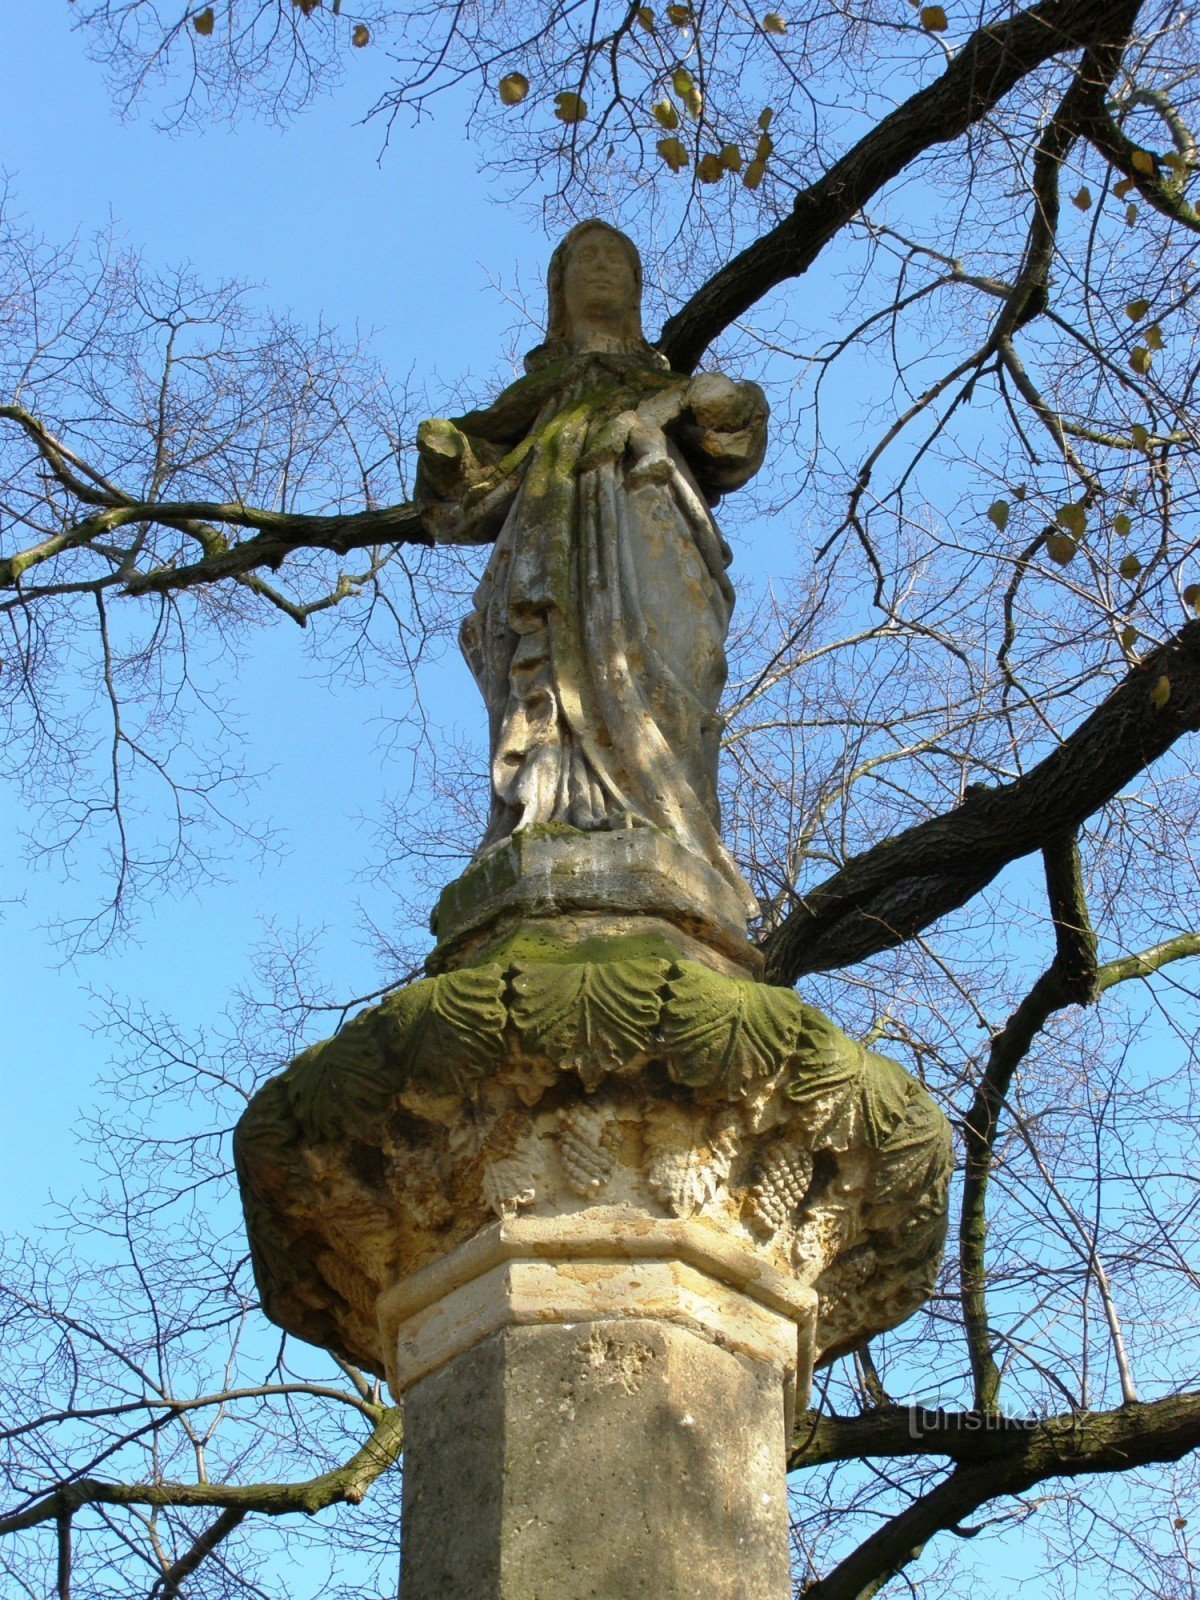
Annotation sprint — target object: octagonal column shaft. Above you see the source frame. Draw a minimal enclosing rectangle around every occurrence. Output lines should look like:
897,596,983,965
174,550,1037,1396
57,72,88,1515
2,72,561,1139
386,1218,813,1600
399,1317,792,1600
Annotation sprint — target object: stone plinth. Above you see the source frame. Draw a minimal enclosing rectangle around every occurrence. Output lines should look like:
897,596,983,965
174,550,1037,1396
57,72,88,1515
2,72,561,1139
400,1319,791,1600
429,827,762,976
391,1216,806,1598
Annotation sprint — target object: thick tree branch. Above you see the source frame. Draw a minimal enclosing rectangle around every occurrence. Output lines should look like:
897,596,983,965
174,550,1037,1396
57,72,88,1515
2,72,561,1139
960,832,1098,1411
0,499,428,601
659,0,1144,369
1085,108,1200,233
958,916,1197,1409
1097,931,1200,989
793,1391,1200,1600
0,1405,403,1535
761,619,1200,983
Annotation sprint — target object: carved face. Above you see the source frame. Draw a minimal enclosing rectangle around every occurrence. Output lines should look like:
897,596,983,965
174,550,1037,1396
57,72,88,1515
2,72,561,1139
561,229,639,330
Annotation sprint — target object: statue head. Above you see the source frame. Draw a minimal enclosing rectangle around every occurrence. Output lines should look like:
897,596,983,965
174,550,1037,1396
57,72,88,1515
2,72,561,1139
526,220,665,373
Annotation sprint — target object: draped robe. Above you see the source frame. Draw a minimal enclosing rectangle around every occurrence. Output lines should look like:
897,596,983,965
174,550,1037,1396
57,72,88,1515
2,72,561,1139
422,351,767,913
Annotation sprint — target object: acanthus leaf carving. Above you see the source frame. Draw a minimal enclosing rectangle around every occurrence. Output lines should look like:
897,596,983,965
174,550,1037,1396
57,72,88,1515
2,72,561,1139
283,1009,401,1142
658,964,804,1095
867,1087,953,1224
404,965,509,1090
508,957,669,1087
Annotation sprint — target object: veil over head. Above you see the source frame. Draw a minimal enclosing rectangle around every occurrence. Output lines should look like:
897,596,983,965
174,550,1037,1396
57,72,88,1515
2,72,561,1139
524,219,666,374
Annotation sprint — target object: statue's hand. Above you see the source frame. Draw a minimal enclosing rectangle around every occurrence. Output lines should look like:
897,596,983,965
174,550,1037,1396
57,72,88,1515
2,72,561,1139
416,417,473,500
415,418,512,544
626,418,674,486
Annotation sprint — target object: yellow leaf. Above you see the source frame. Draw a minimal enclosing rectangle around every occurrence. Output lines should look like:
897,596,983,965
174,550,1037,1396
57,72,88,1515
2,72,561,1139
1113,512,1132,536
1163,150,1187,172
1131,423,1150,450
554,91,587,123
1013,483,1027,500
1130,346,1151,375
193,6,214,33
743,157,766,190
292,0,320,12
670,68,701,116
762,11,787,31
1113,177,1134,198
1119,552,1143,578
697,152,724,182
665,2,691,21
1126,202,1139,226
1124,298,1150,321
656,135,689,172
652,98,679,129
1183,582,1200,613
1119,623,1138,649
719,143,743,171
755,130,774,161
987,499,1009,532
498,72,529,104
352,22,370,45
1045,532,1077,566
636,6,656,27
757,107,774,130
1055,501,1087,537
919,4,947,27
1072,186,1092,210
1150,673,1171,709
1145,321,1164,350
1131,148,1155,175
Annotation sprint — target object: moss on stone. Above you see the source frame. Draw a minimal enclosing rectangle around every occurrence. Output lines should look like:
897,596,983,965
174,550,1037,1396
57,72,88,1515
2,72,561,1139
470,919,694,970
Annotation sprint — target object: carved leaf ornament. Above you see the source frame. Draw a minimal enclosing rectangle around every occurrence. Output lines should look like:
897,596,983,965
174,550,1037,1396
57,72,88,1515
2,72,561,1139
234,950,954,1375
658,962,805,1093
507,956,666,1085
241,955,944,1197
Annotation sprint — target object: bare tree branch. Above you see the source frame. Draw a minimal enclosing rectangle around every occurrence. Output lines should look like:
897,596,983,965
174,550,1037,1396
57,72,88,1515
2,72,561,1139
660,0,1145,370
762,619,1200,983
0,1405,403,1535
793,1389,1200,1600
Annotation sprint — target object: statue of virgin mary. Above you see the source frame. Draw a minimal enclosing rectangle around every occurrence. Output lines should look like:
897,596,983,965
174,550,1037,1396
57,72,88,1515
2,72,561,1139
416,220,768,930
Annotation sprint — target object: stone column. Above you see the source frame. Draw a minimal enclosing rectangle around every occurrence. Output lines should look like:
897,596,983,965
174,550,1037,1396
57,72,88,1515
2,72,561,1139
384,1214,813,1599
401,1321,788,1600
234,904,952,1600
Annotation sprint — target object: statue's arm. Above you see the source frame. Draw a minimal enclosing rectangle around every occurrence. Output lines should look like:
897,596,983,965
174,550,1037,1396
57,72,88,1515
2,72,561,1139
414,418,514,546
414,370,556,543
672,372,769,497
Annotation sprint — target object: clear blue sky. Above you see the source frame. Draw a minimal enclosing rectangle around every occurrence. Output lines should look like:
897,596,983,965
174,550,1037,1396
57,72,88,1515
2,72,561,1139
0,8,547,1208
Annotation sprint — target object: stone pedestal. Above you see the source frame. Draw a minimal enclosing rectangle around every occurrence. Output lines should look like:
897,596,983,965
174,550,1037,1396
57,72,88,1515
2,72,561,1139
400,1319,791,1600
429,827,763,977
234,919,953,1600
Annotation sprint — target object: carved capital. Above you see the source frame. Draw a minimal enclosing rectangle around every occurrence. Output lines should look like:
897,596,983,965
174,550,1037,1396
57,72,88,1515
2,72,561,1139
235,933,952,1389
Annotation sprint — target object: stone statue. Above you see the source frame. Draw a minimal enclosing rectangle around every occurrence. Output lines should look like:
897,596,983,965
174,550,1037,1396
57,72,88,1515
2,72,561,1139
415,220,768,923
235,222,954,1600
